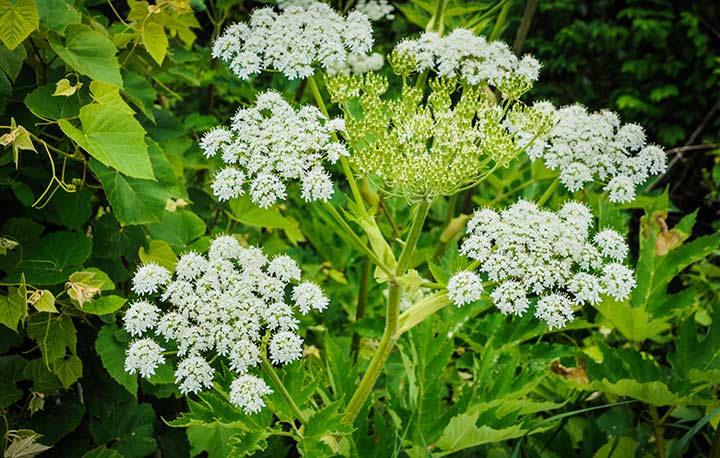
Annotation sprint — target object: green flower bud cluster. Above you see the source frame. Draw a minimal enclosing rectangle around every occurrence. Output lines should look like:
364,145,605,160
326,73,537,201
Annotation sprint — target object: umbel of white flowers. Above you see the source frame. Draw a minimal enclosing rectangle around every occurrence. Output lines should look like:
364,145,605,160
200,90,348,208
510,102,667,203
123,235,329,415
392,28,541,99
212,1,373,80
447,200,635,330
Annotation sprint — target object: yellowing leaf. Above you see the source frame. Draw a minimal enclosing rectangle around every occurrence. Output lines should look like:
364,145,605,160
52,78,82,96
66,271,108,308
28,289,58,313
142,22,168,65
0,0,39,50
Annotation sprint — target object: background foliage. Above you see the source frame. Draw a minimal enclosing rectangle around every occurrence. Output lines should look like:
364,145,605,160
0,0,718,457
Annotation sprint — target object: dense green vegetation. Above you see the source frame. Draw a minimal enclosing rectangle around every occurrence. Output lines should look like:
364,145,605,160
0,1,718,457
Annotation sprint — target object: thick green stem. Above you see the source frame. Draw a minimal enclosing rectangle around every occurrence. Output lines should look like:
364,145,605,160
307,74,367,217
322,201,394,279
649,405,666,458
489,0,512,41
537,177,559,206
261,355,306,424
351,256,372,364
341,200,431,425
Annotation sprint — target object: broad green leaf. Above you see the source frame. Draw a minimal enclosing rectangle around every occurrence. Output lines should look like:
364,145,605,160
587,379,678,406
24,83,81,120
92,213,147,260
142,22,168,65
0,286,26,331
52,354,82,388
67,270,109,307
95,324,137,396
82,447,124,458
594,297,671,342
29,289,57,313
90,401,157,458
23,358,63,394
48,24,122,86
89,158,168,224
0,355,26,407
59,93,153,180
298,400,352,457
26,313,77,365
35,0,81,34
0,0,38,50
593,436,638,458
4,231,92,285
0,41,25,80
138,240,177,272
122,70,156,122
30,396,84,444
83,295,127,316
150,210,205,251
435,412,526,453
228,194,305,243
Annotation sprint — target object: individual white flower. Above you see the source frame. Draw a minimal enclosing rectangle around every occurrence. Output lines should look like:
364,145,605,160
269,331,303,365
200,127,233,158
447,271,484,306
267,255,302,282
230,375,273,415
213,3,373,80
594,229,629,261
457,200,635,329
156,312,187,341
490,281,529,316
606,175,636,203
132,263,171,295
327,52,385,76
300,166,334,202
228,339,261,374
534,293,576,330
123,300,161,337
602,263,635,301
175,252,209,281
641,145,667,175
211,168,245,201
292,281,329,313
125,338,165,378
326,118,346,133
208,235,244,261
175,355,215,395
355,0,395,21
560,162,593,192
568,273,603,305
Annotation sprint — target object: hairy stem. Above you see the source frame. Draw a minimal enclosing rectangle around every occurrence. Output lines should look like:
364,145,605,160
649,405,666,458
351,255,372,364
341,199,431,424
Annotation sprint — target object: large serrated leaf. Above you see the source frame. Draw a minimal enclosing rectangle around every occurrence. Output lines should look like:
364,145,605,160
48,24,122,86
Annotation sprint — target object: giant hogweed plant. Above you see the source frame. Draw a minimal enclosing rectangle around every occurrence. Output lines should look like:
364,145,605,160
0,0,719,457
112,1,720,456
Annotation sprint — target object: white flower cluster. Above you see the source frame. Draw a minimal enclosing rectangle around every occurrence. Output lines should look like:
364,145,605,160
518,102,666,203
356,0,395,21
213,2,373,80
393,29,540,96
327,52,385,76
200,91,348,208
447,200,636,330
123,235,329,415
